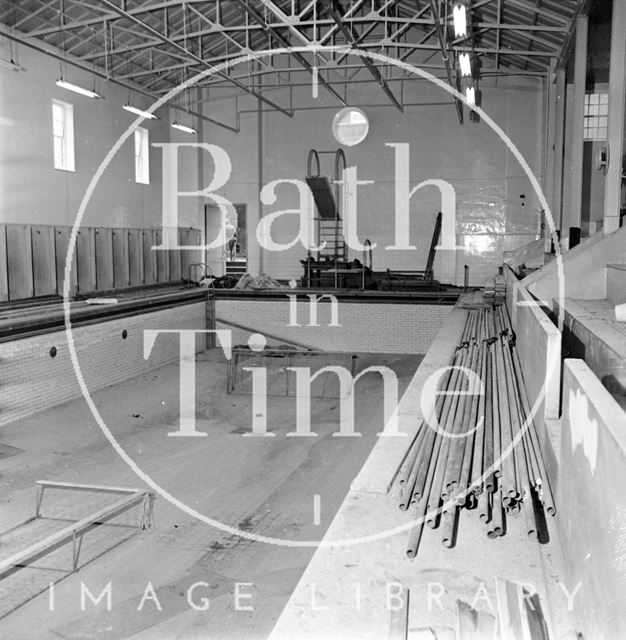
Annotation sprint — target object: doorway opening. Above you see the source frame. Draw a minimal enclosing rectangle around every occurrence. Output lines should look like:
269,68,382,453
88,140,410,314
204,203,248,278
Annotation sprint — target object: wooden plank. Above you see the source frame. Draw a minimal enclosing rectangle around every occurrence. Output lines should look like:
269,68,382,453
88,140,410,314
112,228,130,289
128,229,143,287
6,224,34,300
75,228,96,294
54,226,78,297
0,225,8,302
155,229,169,283
31,226,56,297
169,229,181,282
181,227,203,282
95,227,114,291
189,228,201,244
142,229,157,285
180,228,191,281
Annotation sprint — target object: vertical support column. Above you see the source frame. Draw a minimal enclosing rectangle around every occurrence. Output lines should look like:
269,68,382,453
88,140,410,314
257,69,265,274
569,15,588,248
544,63,557,252
604,0,626,234
0,225,8,302
553,67,567,246
197,87,206,261
205,292,216,350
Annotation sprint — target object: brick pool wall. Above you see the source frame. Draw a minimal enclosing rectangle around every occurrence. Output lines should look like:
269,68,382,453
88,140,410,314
215,296,453,354
0,301,206,428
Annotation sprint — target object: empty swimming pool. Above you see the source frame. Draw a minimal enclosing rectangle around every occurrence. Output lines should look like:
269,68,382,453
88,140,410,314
0,319,423,638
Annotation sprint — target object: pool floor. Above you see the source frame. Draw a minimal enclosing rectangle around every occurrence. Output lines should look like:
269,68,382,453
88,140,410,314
0,348,422,640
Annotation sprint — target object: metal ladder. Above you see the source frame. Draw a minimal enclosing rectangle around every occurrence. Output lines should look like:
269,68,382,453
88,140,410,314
306,148,347,262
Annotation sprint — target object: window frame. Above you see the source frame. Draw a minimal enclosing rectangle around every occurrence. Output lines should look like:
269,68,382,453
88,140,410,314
332,107,369,147
583,92,608,141
52,99,75,172
134,126,150,185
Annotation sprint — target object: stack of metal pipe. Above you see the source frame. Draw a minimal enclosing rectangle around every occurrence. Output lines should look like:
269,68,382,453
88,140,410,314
394,304,555,558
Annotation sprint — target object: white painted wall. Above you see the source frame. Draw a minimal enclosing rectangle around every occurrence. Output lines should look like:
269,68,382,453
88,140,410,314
0,44,169,229
201,72,545,285
0,44,545,287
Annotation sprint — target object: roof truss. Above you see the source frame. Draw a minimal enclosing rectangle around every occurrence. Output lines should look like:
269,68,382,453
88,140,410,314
0,0,587,127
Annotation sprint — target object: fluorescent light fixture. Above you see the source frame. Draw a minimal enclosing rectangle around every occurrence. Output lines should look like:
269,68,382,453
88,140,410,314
123,104,158,120
56,79,101,98
0,57,24,72
459,52,472,77
465,85,476,107
171,121,197,134
453,2,468,38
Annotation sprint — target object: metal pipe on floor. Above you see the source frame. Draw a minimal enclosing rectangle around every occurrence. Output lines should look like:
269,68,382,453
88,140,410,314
394,299,556,557
441,506,458,548
488,490,504,538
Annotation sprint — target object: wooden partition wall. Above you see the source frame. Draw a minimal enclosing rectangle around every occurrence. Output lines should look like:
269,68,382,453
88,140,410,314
0,224,202,302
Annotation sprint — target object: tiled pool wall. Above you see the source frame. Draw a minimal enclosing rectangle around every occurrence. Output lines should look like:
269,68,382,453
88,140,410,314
0,301,206,428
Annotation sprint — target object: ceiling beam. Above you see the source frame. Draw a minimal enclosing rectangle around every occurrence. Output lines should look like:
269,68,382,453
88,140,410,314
327,1,403,112
23,0,210,37
185,3,274,75
428,0,464,124
38,16,570,63
522,0,542,70
188,59,449,89
495,0,502,69
196,65,547,92
0,22,239,132
485,23,560,53
23,6,571,40
365,41,555,57
256,0,328,58
318,0,367,45
2,0,574,92
12,0,59,30
186,3,270,66
296,16,567,32
98,0,292,117
388,3,432,41
236,0,347,105
118,60,201,80
556,0,593,67
503,0,571,26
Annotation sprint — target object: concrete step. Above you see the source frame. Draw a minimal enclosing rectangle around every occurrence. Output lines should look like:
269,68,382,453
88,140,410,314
607,264,626,304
